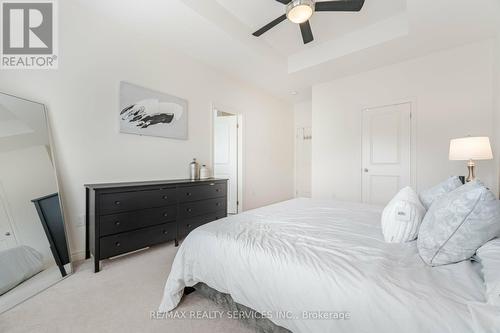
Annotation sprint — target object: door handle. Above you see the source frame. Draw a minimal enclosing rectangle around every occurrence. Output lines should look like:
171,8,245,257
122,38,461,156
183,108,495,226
5,232,10,236
364,168,369,173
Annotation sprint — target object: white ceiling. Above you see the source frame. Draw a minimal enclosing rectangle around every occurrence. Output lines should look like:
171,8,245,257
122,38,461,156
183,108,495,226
76,0,500,104
215,0,406,56
0,94,48,153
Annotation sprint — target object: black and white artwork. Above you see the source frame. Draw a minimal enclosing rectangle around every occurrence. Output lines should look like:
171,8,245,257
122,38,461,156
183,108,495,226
119,82,188,139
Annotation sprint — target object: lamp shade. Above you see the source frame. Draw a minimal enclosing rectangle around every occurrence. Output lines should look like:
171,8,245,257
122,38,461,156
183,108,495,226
449,137,493,161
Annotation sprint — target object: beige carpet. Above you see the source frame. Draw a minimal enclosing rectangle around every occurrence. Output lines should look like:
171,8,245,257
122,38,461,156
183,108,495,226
0,242,257,333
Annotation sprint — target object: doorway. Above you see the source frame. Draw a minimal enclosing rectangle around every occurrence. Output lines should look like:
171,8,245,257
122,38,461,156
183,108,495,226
213,107,243,214
295,127,312,197
362,102,414,205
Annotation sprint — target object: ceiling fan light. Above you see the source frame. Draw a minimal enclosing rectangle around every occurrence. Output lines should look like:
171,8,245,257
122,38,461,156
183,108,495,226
287,0,314,24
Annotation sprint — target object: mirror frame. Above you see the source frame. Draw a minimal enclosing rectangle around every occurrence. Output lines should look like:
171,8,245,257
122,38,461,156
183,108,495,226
0,91,73,314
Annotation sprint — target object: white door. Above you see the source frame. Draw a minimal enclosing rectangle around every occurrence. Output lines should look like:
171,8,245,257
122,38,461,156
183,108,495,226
0,185,17,250
295,127,312,197
362,103,412,205
214,115,238,214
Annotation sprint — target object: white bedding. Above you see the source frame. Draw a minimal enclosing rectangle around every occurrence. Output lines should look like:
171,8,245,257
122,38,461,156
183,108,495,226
0,245,44,296
160,198,489,333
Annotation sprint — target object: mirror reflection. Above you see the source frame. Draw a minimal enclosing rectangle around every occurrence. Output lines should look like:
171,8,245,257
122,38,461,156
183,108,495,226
0,92,71,313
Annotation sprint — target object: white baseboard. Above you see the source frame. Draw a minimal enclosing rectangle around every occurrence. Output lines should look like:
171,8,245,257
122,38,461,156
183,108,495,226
71,250,86,262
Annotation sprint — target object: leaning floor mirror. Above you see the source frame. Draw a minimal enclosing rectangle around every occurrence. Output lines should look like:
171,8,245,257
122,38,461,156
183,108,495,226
0,92,72,313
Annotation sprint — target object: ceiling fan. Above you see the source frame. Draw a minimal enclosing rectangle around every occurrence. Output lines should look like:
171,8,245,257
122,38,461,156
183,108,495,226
252,0,366,44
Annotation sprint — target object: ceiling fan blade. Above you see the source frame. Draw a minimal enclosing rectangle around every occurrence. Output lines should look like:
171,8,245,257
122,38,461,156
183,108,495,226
299,21,314,44
252,14,287,37
275,0,291,4
315,0,365,12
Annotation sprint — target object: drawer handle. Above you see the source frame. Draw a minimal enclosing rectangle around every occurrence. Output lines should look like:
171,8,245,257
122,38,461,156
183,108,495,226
162,195,169,200
187,208,192,213
209,183,215,186
115,221,121,226
216,189,220,192
115,242,121,247
187,224,192,228
115,201,121,206
163,212,169,217
163,230,168,235
186,192,192,196
216,203,221,207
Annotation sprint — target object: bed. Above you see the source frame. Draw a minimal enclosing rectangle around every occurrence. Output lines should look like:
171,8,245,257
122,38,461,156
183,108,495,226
0,245,44,296
159,198,490,333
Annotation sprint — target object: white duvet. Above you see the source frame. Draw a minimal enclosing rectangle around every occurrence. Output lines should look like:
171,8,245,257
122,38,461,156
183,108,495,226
0,245,44,295
160,198,489,333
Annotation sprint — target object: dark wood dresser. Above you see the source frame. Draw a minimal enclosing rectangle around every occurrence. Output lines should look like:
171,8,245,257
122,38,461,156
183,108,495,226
85,179,227,272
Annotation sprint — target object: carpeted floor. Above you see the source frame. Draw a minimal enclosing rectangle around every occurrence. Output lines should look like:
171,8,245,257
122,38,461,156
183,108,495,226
0,242,257,333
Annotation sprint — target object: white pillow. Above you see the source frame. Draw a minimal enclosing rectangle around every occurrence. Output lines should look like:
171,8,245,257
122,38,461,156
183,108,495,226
381,187,426,243
476,238,500,306
417,181,500,266
418,176,463,209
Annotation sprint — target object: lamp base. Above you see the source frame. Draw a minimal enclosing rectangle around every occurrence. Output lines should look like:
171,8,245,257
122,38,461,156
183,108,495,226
466,159,476,182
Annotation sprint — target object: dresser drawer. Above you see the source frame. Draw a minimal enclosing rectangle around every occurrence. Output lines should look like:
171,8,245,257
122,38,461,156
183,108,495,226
99,188,177,215
179,210,227,238
99,223,176,259
178,183,227,202
179,197,226,218
99,206,177,236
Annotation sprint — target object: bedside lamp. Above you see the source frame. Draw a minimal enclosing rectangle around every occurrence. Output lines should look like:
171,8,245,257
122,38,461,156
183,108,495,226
449,136,493,182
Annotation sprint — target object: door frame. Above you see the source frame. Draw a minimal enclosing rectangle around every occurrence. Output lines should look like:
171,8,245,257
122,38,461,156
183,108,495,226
211,103,243,214
0,181,19,247
294,126,312,198
360,98,418,202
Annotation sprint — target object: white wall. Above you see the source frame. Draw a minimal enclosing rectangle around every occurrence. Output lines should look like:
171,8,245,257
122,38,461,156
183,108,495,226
0,146,58,267
0,1,294,259
312,40,497,201
294,101,312,129
294,101,312,197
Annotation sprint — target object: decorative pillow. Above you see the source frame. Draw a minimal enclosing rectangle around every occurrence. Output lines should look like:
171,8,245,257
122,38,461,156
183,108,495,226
417,181,500,266
381,187,426,243
476,238,500,306
418,176,463,209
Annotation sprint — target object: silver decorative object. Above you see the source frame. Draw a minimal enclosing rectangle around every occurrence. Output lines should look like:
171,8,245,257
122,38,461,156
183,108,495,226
189,158,200,180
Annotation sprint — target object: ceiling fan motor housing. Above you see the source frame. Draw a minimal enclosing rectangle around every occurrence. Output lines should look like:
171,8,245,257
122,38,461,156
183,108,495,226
287,0,315,24
252,0,365,45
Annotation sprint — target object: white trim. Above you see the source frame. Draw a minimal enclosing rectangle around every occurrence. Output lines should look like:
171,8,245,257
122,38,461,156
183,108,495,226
211,103,244,213
0,182,19,246
294,127,299,197
237,114,244,212
70,250,86,262
294,127,312,198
